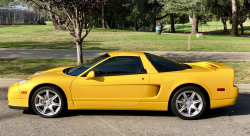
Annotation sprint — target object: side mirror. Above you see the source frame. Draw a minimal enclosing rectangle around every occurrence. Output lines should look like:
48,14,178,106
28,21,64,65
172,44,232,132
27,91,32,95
86,71,95,80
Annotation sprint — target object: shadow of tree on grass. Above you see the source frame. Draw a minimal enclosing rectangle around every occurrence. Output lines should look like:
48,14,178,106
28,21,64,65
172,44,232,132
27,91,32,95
0,41,117,50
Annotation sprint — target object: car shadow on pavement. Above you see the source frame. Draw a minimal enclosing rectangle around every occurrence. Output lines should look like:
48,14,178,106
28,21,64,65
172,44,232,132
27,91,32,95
62,110,175,118
201,94,250,120
23,94,250,119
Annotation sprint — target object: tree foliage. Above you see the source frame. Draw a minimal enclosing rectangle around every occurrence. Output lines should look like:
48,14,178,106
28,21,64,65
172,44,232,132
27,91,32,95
127,0,155,31
25,0,105,65
163,0,216,33
0,0,14,6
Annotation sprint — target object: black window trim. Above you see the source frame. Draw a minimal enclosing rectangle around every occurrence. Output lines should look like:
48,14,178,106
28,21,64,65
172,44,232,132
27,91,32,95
145,53,191,73
81,56,147,77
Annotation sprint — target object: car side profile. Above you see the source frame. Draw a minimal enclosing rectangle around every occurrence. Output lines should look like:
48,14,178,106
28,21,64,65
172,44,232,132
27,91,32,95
8,51,238,119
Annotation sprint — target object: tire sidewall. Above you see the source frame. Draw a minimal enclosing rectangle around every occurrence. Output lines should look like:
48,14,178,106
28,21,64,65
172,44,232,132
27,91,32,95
171,86,207,120
31,86,65,118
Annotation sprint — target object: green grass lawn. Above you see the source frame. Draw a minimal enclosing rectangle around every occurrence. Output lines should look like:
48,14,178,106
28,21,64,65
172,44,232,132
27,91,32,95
164,20,250,34
0,59,249,84
0,24,250,52
221,61,250,84
0,59,78,79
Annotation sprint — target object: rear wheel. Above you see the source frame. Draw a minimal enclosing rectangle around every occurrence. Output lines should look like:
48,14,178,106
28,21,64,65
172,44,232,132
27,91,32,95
171,86,207,120
31,86,65,118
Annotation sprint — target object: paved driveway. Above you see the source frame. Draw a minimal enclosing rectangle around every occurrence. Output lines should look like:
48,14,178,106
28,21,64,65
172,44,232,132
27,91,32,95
1,48,250,61
1,87,250,136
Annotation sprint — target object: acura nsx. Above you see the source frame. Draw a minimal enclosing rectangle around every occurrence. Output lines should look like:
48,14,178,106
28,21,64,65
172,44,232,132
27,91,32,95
8,51,238,119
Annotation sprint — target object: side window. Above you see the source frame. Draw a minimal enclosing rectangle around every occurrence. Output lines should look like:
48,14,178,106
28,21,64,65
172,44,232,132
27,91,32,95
146,56,179,72
88,56,145,77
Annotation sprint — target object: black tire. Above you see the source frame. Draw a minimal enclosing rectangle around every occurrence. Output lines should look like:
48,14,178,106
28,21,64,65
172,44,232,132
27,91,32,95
31,86,65,118
171,86,207,120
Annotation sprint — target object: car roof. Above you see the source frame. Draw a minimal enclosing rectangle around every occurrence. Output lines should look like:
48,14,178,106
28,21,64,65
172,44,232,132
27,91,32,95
108,51,140,57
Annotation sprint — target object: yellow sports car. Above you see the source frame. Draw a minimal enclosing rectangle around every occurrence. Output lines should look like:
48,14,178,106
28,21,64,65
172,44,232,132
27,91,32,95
8,51,238,120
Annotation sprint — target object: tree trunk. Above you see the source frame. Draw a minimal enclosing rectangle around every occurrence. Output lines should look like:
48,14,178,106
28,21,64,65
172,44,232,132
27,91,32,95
98,16,101,28
152,0,156,32
76,41,83,65
38,9,40,24
240,23,244,34
102,0,105,28
74,22,83,65
221,16,228,33
152,18,156,32
108,16,112,28
105,20,110,29
170,13,175,33
143,19,145,31
191,15,198,34
189,15,193,23
231,0,238,36
143,13,146,31
196,19,199,33
134,18,138,31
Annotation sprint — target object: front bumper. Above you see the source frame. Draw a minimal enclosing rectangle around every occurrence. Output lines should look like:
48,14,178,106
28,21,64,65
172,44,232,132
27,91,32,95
8,98,29,108
8,82,29,110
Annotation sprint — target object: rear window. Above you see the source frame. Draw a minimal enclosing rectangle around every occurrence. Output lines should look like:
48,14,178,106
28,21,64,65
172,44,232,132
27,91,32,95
145,53,191,72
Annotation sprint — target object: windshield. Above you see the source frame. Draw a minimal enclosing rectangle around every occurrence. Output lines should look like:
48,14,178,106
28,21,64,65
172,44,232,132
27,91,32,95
145,53,191,72
67,53,110,76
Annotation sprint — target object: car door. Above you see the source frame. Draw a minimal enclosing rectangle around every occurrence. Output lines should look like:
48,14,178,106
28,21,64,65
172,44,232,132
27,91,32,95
71,56,149,107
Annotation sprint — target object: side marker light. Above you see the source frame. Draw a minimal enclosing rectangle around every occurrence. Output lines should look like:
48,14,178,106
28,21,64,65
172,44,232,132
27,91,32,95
217,88,225,91
21,91,27,94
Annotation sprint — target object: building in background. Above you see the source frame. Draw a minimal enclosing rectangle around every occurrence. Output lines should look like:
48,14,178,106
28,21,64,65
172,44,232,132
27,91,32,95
0,7,44,25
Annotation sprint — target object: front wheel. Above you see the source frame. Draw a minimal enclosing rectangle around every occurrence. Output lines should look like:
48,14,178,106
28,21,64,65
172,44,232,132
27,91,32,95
171,86,207,120
31,86,65,118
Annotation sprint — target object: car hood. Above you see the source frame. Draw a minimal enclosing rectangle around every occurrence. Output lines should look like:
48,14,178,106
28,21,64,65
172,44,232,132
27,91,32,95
26,66,73,79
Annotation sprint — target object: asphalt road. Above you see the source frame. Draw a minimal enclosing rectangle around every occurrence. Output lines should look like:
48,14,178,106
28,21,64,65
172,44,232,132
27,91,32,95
1,87,250,136
2,48,250,61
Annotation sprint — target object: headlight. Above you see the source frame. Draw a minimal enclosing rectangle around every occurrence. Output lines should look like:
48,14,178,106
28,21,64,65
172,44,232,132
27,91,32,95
19,79,32,84
33,71,44,75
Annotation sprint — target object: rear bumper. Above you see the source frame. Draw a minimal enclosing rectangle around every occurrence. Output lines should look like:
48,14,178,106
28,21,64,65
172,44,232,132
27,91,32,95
211,85,238,109
228,85,239,98
210,98,237,109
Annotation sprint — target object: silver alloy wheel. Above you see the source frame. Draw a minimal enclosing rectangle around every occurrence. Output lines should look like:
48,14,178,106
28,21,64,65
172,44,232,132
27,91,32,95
34,89,61,116
175,91,203,117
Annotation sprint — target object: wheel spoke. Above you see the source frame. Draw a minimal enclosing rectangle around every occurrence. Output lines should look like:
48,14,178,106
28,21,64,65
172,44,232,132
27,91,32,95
37,94,44,100
187,106,192,116
49,106,55,114
178,106,186,113
46,90,50,99
192,106,200,112
176,100,184,104
193,100,202,104
42,105,47,114
183,93,188,100
50,94,58,101
35,103,44,107
189,92,196,100
52,102,60,107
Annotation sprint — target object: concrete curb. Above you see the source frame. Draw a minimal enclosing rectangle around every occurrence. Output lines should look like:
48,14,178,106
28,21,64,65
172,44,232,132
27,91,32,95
0,78,21,86
0,78,250,90
234,84,250,90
